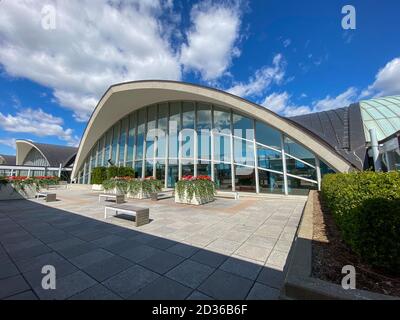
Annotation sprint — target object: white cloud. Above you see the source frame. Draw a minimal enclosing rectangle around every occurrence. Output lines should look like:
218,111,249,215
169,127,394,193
261,91,311,117
0,0,182,121
227,54,286,97
283,39,291,48
261,87,357,117
261,92,290,113
0,108,80,146
0,138,17,150
180,0,242,81
312,87,358,112
361,57,400,98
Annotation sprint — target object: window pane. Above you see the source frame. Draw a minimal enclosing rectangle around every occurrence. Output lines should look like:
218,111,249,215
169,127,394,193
197,103,212,161
213,106,231,131
258,170,285,194
234,165,256,192
182,163,194,177
118,118,128,166
126,113,136,163
146,105,157,160
233,137,254,166
256,121,281,149
104,129,113,164
111,122,120,164
287,176,317,195
320,159,336,176
155,160,166,181
145,160,153,178
167,159,179,187
134,160,142,178
257,145,283,172
214,133,231,162
182,102,195,159
214,163,232,190
136,108,146,160
169,102,180,158
286,158,317,180
233,113,254,140
157,103,168,158
284,136,315,166
197,160,211,177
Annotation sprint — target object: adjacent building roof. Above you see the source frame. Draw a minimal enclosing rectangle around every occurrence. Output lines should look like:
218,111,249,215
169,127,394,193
0,154,16,165
16,140,78,167
288,103,367,170
359,96,400,142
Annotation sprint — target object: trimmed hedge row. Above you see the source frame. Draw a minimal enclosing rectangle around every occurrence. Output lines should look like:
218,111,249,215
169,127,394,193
321,171,400,273
91,166,135,184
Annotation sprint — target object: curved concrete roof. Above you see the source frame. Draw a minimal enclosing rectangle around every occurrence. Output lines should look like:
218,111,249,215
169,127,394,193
16,140,78,167
72,80,354,178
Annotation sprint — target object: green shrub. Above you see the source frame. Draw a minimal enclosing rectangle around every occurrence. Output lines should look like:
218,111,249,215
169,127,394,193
105,166,135,180
321,171,400,272
102,177,162,195
91,167,107,184
175,177,215,201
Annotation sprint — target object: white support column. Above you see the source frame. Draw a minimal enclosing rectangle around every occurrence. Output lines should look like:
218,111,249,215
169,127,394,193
142,109,147,179
369,128,382,172
281,135,289,196
178,103,182,181
194,103,198,177
164,103,170,188
58,163,62,178
123,118,129,167
28,169,31,177
253,119,260,194
316,157,322,191
230,111,235,192
210,129,215,181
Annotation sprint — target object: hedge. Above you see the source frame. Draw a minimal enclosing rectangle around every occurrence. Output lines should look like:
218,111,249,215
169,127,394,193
105,166,135,180
91,167,107,184
321,171,400,273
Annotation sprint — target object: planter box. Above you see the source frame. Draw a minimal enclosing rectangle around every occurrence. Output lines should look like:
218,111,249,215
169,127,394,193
91,184,104,191
174,190,214,205
127,189,150,199
0,184,38,201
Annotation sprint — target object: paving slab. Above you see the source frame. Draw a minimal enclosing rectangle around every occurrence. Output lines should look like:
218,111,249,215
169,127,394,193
138,251,186,274
166,260,214,289
0,275,30,299
130,277,192,300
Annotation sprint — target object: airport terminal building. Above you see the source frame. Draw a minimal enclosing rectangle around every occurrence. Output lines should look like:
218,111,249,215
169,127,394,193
1,81,399,195
71,81,400,195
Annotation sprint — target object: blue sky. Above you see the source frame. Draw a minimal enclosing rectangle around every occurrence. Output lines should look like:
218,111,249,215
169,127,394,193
0,0,399,155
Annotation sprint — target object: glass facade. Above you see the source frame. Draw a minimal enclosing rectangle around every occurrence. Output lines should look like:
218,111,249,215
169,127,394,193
78,101,336,194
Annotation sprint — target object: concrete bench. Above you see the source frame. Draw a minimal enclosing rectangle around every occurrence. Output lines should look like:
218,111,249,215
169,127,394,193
104,204,150,227
36,192,57,202
215,191,239,200
98,194,125,204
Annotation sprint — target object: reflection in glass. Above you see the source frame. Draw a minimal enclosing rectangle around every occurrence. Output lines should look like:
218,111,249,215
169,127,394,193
214,133,231,163
234,138,254,166
286,157,317,180
234,165,256,192
284,136,315,166
256,121,281,149
136,109,146,160
213,106,231,131
118,118,128,166
126,113,136,166
134,160,142,178
155,160,166,181
157,103,168,158
258,170,284,194
257,146,283,172
287,176,317,195
167,159,179,187
111,122,120,164
146,105,157,160
214,163,232,190
233,113,254,140
197,160,211,177
197,103,211,160
145,160,153,178
169,102,180,158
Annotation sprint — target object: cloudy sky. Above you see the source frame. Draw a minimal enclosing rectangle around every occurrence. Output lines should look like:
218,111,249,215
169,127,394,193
0,0,399,155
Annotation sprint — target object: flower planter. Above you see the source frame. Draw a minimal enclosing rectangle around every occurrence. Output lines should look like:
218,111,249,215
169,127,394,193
174,190,214,205
91,184,104,191
127,189,150,199
0,183,38,201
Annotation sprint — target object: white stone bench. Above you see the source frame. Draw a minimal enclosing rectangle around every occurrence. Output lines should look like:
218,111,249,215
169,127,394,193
104,204,150,227
98,193,125,204
36,192,57,202
215,191,240,200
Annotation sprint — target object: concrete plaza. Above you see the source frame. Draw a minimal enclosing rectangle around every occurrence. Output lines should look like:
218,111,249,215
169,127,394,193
0,188,305,300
